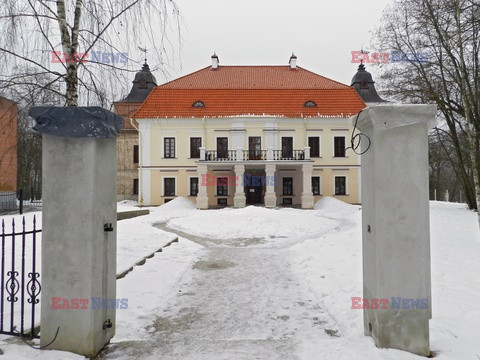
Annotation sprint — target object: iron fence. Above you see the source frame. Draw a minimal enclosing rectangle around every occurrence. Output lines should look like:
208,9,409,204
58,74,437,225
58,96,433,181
0,216,41,338
0,190,42,215
0,193,17,213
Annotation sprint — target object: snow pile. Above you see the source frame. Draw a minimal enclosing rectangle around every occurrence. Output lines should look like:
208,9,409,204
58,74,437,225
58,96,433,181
314,196,360,218
117,199,140,212
166,206,337,240
155,196,197,211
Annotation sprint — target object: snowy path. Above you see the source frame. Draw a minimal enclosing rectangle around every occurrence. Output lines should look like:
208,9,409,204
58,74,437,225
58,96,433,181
102,220,339,360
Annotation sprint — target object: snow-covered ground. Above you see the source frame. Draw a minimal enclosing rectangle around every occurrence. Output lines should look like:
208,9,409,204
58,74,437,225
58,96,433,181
0,198,478,359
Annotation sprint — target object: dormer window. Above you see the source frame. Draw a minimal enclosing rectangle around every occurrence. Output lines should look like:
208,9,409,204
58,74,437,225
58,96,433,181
360,80,368,89
304,100,317,108
138,79,147,89
192,101,205,108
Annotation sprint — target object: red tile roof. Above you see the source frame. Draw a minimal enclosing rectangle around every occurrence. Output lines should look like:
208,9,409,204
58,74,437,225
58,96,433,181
134,65,365,119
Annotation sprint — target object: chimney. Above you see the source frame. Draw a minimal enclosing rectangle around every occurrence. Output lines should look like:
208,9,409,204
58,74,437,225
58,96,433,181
289,53,297,70
211,52,219,70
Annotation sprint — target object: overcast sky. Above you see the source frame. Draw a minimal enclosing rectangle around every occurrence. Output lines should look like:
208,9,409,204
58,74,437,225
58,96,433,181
167,0,390,86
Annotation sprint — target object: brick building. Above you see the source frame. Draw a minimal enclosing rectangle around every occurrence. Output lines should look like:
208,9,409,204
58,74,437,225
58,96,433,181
0,96,18,192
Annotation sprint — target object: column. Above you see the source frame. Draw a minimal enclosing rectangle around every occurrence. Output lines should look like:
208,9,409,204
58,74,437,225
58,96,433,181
301,163,314,209
233,164,246,208
264,163,277,208
197,163,209,209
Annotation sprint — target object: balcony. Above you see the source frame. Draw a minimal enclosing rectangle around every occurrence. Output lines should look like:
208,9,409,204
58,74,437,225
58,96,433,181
199,147,311,162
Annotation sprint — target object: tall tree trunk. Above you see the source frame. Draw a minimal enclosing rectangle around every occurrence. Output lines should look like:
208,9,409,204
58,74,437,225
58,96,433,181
65,64,78,106
57,0,81,106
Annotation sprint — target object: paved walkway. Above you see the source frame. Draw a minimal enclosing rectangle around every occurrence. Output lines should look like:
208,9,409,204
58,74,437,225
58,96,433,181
99,224,338,360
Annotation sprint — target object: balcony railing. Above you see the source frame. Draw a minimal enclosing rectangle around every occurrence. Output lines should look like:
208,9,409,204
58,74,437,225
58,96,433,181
201,148,310,162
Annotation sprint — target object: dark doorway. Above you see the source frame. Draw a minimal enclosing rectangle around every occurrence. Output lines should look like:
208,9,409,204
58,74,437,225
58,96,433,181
244,171,265,205
248,137,261,160
246,185,262,204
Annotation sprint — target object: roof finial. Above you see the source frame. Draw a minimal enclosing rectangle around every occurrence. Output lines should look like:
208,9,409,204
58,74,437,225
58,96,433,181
359,46,369,66
138,46,148,65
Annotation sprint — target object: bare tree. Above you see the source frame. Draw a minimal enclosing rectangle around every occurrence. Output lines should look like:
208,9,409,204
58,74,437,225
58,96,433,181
372,0,480,224
11,70,65,200
0,0,181,107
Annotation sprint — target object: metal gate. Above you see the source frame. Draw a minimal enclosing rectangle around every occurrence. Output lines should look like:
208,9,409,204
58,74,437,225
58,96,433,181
0,216,41,338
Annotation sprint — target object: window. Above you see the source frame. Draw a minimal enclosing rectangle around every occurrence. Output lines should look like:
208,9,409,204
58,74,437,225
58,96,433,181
248,137,261,160
164,178,175,196
281,137,293,159
334,137,346,157
308,137,320,158
139,79,147,89
304,100,317,107
192,101,205,108
283,177,293,195
282,197,292,205
190,177,199,196
335,176,346,195
217,198,227,206
164,138,175,158
190,138,202,158
217,177,228,196
133,145,139,164
133,179,139,195
217,137,228,159
312,177,320,195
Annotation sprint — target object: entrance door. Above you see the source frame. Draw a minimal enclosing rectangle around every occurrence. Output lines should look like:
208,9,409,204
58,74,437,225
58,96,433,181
246,185,262,204
245,171,264,204
281,137,293,159
249,137,261,160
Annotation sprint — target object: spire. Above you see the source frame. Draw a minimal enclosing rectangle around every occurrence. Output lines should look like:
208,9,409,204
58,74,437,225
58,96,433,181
351,63,386,103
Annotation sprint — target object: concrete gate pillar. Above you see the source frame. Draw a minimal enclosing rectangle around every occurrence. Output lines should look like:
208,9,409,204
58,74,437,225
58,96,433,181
29,106,123,357
196,163,209,209
354,104,436,357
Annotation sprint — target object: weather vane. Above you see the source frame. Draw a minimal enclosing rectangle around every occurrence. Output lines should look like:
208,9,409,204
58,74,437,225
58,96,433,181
138,46,148,64
359,46,369,64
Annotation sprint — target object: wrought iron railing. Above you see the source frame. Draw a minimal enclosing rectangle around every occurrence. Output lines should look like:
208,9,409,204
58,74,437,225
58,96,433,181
0,216,41,339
